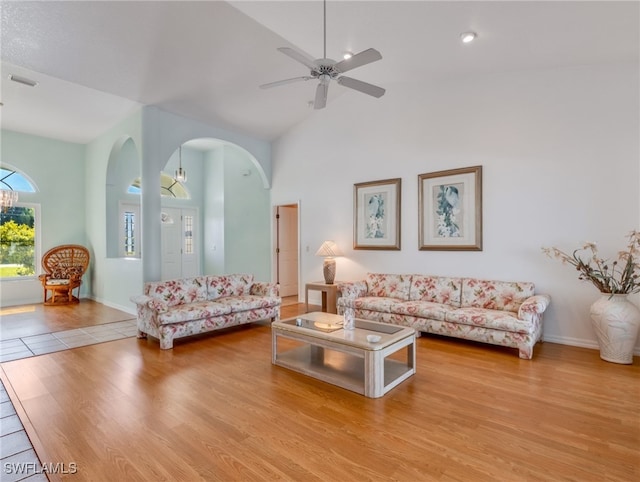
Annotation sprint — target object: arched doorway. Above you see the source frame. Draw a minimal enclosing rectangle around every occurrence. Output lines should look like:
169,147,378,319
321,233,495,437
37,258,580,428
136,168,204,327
105,136,140,259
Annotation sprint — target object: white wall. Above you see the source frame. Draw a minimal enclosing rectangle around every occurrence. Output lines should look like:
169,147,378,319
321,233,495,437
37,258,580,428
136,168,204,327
271,62,639,352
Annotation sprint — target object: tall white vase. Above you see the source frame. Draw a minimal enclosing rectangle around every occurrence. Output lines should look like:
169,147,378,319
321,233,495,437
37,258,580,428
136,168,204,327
589,294,640,364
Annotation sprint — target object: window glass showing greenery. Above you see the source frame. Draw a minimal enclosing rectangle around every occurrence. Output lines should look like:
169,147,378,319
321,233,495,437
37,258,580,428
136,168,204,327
0,206,36,278
127,173,189,199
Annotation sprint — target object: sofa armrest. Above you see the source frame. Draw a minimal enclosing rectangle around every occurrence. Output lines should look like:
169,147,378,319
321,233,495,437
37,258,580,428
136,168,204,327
130,295,169,313
337,280,368,299
251,282,279,297
518,294,551,321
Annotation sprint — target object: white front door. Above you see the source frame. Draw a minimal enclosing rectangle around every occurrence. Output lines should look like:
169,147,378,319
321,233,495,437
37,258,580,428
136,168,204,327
161,208,182,280
161,207,199,280
277,205,298,297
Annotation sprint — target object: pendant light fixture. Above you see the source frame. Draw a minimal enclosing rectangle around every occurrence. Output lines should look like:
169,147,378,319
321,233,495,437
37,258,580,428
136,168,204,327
0,188,18,212
175,145,187,182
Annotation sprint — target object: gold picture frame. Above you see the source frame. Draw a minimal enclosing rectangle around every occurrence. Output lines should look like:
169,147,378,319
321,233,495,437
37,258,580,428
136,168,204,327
418,166,482,251
353,178,401,250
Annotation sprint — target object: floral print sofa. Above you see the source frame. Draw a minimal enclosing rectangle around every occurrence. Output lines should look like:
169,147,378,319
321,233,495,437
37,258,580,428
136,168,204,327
131,274,280,349
337,273,550,359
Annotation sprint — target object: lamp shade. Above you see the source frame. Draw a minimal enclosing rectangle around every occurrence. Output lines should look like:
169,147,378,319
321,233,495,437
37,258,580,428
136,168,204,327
315,240,343,257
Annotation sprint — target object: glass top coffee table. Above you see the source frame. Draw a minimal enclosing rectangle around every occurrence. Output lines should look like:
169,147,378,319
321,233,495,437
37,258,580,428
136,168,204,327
272,312,416,398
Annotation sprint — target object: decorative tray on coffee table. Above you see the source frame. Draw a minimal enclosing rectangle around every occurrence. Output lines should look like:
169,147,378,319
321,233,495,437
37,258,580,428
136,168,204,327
281,317,343,332
281,317,405,335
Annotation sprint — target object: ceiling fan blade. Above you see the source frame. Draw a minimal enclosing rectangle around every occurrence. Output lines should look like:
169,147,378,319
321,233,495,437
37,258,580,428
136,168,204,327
337,76,385,98
334,48,382,73
277,47,317,71
259,76,313,89
314,81,329,110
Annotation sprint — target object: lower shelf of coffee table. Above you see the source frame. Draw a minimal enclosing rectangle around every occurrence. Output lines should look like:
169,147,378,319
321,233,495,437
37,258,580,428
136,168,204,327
274,344,413,397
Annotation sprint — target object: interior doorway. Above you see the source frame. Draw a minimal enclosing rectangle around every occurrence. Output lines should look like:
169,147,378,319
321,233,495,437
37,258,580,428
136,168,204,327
274,203,299,299
161,207,199,280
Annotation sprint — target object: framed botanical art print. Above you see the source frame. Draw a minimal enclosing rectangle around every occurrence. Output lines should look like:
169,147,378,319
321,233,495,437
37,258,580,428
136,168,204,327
353,178,401,250
418,166,482,251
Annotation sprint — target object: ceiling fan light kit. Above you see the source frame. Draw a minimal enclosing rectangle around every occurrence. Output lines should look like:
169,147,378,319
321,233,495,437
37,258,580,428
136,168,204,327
260,0,385,110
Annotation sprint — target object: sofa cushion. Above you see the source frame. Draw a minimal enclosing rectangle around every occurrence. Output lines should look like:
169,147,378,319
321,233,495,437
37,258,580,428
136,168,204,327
366,273,412,301
157,300,233,325
339,296,406,313
394,300,455,322
337,280,368,299
46,279,70,286
51,265,84,279
409,275,462,307
445,307,534,334
207,274,254,300
145,277,208,308
212,295,281,312
461,279,535,313
250,282,280,298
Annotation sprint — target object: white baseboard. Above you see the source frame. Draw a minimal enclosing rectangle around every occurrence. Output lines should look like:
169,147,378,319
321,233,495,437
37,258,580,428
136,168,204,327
88,295,136,316
543,334,640,356
0,294,92,308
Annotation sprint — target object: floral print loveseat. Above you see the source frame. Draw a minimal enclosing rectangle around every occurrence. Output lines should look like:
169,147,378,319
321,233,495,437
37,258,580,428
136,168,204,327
131,274,280,349
337,273,550,359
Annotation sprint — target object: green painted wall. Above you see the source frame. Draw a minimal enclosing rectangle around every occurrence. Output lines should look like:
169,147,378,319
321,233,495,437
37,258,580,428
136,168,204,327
223,145,271,281
85,110,143,311
1,107,273,308
203,148,225,274
1,129,87,304
2,130,86,246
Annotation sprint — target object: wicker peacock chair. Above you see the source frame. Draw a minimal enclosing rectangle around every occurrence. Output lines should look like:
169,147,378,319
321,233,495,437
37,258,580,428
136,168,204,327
38,244,90,305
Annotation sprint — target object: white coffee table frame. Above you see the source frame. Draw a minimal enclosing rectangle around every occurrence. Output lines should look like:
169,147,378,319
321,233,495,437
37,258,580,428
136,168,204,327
272,312,416,398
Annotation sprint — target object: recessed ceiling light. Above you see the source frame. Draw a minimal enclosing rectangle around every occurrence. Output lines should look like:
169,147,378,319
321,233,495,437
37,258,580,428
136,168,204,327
460,32,477,44
8,74,38,87
342,51,353,60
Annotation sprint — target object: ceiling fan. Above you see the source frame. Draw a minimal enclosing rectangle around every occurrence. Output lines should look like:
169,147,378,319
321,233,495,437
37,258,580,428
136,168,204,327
259,0,385,110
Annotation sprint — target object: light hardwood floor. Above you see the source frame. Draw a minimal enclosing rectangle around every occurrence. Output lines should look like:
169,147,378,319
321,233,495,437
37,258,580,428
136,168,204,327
1,302,638,481
0,300,135,341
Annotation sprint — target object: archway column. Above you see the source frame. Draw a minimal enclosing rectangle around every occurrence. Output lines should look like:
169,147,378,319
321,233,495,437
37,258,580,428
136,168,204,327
141,109,163,282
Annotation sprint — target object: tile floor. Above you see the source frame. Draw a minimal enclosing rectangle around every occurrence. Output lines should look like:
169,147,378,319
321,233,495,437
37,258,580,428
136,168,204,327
0,319,138,480
0,382,47,481
0,320,138,363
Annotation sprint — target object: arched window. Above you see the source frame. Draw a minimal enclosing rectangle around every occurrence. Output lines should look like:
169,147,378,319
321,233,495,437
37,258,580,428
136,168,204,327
0,167,39,279
1,167,36,193
127,173,190,199
119,173,189,258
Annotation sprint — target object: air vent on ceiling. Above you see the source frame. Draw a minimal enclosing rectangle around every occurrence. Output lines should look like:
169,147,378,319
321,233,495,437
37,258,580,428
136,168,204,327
9,74,38,87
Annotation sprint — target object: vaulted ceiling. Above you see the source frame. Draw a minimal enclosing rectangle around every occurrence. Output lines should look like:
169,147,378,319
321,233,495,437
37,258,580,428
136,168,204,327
1,1,638,144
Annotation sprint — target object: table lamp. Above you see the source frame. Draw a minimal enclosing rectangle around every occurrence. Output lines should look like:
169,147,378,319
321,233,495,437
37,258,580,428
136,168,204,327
315,240,343,284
